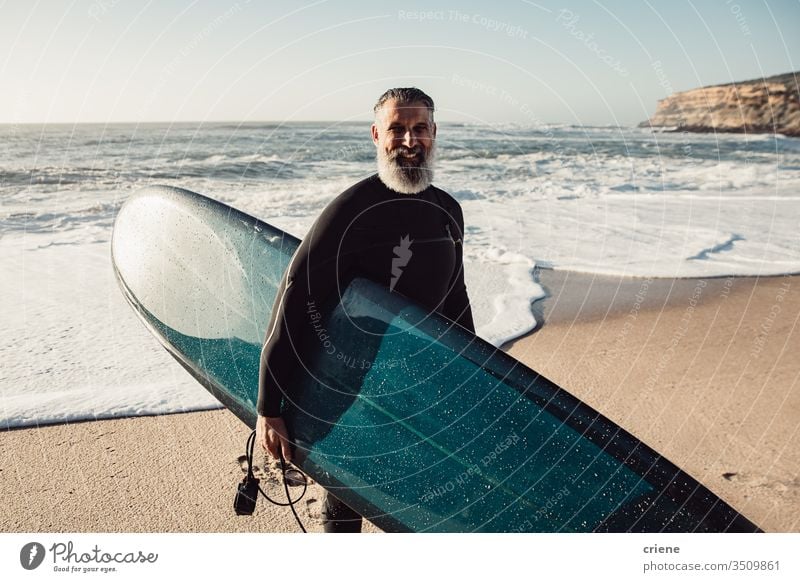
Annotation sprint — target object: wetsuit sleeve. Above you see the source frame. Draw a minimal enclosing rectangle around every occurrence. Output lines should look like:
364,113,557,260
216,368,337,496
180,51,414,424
442,201,476,334
257,199,354,417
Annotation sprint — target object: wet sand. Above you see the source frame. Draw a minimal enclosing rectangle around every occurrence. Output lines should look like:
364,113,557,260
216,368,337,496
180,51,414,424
505,270,800,532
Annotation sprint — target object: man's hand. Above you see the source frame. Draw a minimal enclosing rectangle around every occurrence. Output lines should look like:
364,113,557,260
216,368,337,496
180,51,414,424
256,414,293,462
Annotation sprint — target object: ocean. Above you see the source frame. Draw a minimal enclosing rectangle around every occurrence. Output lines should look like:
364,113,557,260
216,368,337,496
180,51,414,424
2,121,799,428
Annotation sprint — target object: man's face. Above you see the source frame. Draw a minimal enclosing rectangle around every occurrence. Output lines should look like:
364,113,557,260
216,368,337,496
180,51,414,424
372,99,437,194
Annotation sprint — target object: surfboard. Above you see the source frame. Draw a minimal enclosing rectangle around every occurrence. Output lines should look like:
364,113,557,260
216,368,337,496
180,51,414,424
111,185,760,532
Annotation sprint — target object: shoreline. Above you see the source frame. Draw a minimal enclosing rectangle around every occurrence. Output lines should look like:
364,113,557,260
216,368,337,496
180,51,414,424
522,268,788,330
2,271,798,532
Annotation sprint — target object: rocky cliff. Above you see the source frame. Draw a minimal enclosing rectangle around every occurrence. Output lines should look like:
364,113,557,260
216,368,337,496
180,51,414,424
640,72,800,137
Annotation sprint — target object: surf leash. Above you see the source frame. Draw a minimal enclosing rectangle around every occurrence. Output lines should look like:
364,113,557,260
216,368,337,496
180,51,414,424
234,429,307,533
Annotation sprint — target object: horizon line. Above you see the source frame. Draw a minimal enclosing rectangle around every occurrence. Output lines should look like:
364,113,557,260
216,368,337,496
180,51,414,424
0,119,629,127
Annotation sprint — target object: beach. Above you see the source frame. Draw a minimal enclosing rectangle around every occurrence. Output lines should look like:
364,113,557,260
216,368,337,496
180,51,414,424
3,121,799,536
2,270,797,533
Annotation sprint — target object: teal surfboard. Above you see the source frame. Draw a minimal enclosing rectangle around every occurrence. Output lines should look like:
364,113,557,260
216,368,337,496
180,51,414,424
111,185,759,532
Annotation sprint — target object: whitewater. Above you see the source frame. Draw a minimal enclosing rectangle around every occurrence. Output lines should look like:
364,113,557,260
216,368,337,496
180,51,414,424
2,122,798,428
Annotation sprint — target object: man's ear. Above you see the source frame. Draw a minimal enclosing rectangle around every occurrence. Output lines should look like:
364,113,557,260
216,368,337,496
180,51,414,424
432,122,437,139
371,123,379,145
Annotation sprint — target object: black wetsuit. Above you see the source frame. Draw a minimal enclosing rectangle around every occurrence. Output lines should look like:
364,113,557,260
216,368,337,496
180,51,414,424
257,173,475,531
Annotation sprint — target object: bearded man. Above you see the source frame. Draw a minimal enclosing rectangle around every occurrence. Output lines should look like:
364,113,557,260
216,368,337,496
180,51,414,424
256,87,475,532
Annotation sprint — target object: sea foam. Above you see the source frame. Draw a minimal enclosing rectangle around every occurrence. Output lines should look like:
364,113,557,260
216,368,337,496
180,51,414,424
2,122,799,427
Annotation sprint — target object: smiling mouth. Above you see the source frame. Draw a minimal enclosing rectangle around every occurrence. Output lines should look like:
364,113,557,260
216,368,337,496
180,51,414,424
396,155,422,167
394,149,422,160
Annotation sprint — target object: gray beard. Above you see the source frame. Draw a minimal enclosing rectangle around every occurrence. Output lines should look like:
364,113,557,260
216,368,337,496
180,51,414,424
376,144,436,195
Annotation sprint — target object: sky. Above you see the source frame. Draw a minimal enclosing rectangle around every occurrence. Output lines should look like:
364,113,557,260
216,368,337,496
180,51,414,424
0,0,797,126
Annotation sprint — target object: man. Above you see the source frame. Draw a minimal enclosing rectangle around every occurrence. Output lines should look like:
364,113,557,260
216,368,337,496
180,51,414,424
256,87,475,532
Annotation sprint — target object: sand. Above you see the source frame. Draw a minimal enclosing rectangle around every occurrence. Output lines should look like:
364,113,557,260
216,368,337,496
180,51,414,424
507,270,800,532
2,271,798,532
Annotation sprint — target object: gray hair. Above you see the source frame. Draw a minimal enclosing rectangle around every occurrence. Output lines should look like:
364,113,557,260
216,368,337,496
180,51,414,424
373,87,435,120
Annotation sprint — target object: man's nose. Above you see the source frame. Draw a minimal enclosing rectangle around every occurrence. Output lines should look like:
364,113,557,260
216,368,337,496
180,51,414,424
401,130,416,148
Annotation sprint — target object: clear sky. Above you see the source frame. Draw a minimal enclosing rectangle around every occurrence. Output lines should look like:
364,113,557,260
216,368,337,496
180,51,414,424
1,0,797,125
